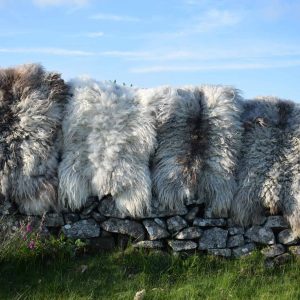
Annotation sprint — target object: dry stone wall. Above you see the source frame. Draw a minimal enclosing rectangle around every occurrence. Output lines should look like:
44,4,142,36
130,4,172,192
1,196,300,265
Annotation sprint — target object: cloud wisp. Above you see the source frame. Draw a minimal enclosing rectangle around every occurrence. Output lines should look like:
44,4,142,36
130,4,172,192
33,0,89,6
90,13,140,22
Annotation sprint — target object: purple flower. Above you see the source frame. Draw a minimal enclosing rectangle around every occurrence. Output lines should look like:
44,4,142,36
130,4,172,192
26,223,32,233
28,240,35,250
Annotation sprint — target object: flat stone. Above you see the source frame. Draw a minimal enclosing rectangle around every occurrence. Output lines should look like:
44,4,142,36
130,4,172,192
101,218,145,241
193,218,227,227
264,216,289,230
261,244,285,258
167,216,188,233
207,248,232,257
81,202,98,216
175,227,203,240
278,229,299,245
245,226,275,245
289,245,300,256
133,241,165,249
228,226,245,235
199,228,228,250
98,197,127,219
149,206,188,218
44,213,64,227
62,219,100,238
168,240,197,251
143,220,170,240
184,207,199,222
63,213,80,224
88,236,115,250
154,218,167,229
91,212,106,223
232,243,256,257
227,234,244,248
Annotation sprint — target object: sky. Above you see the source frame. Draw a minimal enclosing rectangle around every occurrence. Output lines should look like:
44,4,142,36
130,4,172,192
0,0,300,100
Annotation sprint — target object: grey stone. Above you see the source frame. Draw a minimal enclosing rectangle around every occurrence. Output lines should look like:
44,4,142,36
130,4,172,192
149,206,188,218
63,213,80,224
168,240,197,251
101,218,145,241
167,216,188,233
154,218,167,229
133,241,165,249
232,243,256,257
207,248,232,257
253,215,267,225
175,227,203,240
245,225,275,245
203,207,214,218
278,229,299,245
0,200,16,215
80,214,90,220
193,218,227,227
88,236,115,250
83,196,98,208
62,219,101,238
227,234,245,248
273,253,292,265
143,220,170,240
91,212,106,223
98,197,127,219
44,213,64,227
261,244,285,258
264,216,289,230
228,226,245,235
199,228,228,250
81,202,98,216
184,207,199,222
289,245,300,256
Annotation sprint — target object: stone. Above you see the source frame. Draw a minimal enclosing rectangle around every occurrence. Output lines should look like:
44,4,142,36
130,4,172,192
79,214,90,220
167,216,188,233
232,243,256,257
149,206,188,218
199,228,228,250
245,226,275,245
98,196,127,219
175,227,203,240
101,218,145,241
88,236,115,251
134,289,146,300
253,215,267,226
133,241,165,249
184,207,199,222
154,218,167,229
289,246,300,256
81,202,98,216
193,218,227,227
168,240,197,251
63,213,80,224
83,196,99,208
91,212,106,223
261,244,285,258
207,248,232,257
44,213,64,227
265,254,292,269
278,229,299,245
0,200,16,215
143,220,170,240
62,219,101,238
264,216,288,230
228,226,245,235
227,234,244,248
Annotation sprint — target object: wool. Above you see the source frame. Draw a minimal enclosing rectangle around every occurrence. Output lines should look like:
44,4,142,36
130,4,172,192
58,79,157,217
0,64,67,214
232,97,300,236
151,85,243,217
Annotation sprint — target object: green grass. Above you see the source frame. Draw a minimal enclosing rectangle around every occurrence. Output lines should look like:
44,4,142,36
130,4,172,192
1,247,300,300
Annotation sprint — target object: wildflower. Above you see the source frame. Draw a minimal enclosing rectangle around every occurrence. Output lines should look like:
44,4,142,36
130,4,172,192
28,240,35,250
26,223,32,233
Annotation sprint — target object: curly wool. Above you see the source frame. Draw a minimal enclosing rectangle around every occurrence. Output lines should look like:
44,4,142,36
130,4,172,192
58,79,157,217
232,97,300,236
0,64,67,214
151,85,243,217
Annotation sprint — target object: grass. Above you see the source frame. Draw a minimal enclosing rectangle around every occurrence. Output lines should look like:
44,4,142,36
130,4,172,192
1,246,300,300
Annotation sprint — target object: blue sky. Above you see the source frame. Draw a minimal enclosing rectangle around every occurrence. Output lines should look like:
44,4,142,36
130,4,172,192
1,0,300,100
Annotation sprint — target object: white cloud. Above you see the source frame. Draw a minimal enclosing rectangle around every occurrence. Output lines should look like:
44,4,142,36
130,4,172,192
130,60,300,73
90,13,140,22
33,0,89,7
86,31,104,38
